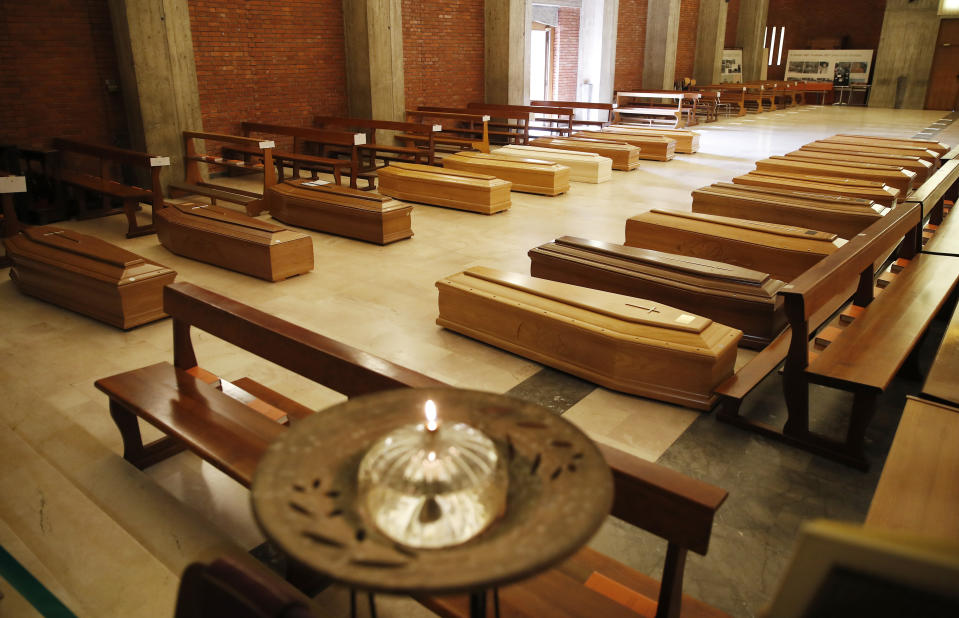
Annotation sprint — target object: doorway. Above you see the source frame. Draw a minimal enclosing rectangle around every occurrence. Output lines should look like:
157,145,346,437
925,19,959,110
530,21,554,101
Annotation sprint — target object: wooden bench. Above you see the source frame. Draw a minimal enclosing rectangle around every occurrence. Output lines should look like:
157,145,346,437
421,443,730,618
313,116,439,173
231,122,367,189
168,131,278,216
95,281,446,487
0,173,25,267
614,91,699,128
530,99,615,130
399,110,491,154
467,102,575,139
51,138,169,238
920,297,959,407
696,86,748,117
421,106,529,145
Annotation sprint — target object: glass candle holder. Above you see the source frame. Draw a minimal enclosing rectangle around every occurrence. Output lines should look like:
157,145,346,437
357,404,507,549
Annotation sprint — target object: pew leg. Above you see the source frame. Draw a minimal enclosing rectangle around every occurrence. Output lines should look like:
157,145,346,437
782,371,810,438
123,198,154,238
899,330,928,380
108,399,185,468
844,389,878,470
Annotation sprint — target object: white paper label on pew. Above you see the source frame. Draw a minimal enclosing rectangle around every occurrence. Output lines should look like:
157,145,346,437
432,124,443,131
149,156,171,167
482,115,491,121
0,175,27,193
302,180,330,187
353,133,367,145
258,140,276,149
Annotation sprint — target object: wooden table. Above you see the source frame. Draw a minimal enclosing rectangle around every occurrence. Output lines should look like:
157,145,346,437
613,91,699,128
865,396,959,540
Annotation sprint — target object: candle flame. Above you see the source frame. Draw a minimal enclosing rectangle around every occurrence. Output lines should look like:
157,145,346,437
424,399,438,432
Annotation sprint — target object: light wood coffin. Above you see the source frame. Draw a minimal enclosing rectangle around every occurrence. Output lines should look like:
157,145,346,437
624,209,845,282
377,163,511,214
528,236,786,348
809,140,940,166
691,182,886,239
493,145,612,183
4,226,176,329
436,266,741,409
732,171,900,207
788,149,933,182
156,202,313,281
267,179,413,244
573,131,676,161
602,125,700,154
755,156,916,195
441,152,570,196
832,134,949,157
529,137,641,171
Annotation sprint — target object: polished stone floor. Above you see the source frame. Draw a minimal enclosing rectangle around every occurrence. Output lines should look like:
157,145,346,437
0,105,951,617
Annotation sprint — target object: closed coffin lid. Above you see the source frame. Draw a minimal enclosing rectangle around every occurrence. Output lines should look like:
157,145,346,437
533,237,784,301
11,226,174,285
161,202,304,245
278,179,410,213
381,163,511,189
640,209,842,243
444,152,569,171
701,183,887,214
496,145,605,161
441,266,741,357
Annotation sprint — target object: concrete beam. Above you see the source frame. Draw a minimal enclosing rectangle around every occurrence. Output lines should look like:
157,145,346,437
107,0,203,189
735,0,768,82
487,0,530,104
870,0,940,109
693,0,727,86
643,0,681,90
343,0,405,120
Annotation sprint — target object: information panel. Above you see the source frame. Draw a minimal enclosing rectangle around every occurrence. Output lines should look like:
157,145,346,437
784,49,873,84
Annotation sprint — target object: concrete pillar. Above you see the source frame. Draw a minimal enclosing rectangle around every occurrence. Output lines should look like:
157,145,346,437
486,0,530,104
107,0,203,189
735,0,768,82
343,0,406,121
870,0,940,109
693,0,727,86
643,0,681,90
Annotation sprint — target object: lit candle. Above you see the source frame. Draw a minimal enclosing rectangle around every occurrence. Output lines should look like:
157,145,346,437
424,399,438,433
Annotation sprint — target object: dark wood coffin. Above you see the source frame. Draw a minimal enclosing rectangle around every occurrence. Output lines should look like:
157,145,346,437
436,266,741,410
528,236,786,348
156,202,313,281
4,226,176,329
267,179,412,244
625,209,845,282
691,182,887,239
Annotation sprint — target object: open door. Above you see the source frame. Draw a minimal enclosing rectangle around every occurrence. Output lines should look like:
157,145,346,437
529,21,553,101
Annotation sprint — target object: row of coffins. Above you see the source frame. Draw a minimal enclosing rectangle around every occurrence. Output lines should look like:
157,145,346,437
432,133,949,411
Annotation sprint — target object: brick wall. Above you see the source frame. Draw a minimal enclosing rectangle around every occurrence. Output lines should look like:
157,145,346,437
766,0,887,80
675,0,700,82
402,0,485,109
188,0,348,138
615,0,648,91
725,0,740,49
0,0,128,148
554,8,580,99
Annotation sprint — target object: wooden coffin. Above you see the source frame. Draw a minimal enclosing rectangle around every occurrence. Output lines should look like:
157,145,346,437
4,226,176,329
809,140,940,166
789,148,933,182
573,131,676,161
832,134,949,157
691,182,886,239
624,209,845,282
602,125,700,154
436,266,741,410
156,202,313,281
268,179,413,243
732,171,900,207
528,236,786,348
493,145,611,183
528,137,640,171
377,163,511,214
442,152,570,196
755,156,916,194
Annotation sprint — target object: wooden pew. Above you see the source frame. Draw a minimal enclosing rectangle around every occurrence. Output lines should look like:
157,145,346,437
51,138,170,237
169,131,278,216
0,173,25,267
530,100,615,130
400,109,491,153
1,145,64,224
467,102,575,138
695,86,748,117
233,122,366,188
693,89,720,122
421,444,730,618
613,91,700,128
95,281,446,486
920,301,959,408
313,115,439,171
421,105,531,145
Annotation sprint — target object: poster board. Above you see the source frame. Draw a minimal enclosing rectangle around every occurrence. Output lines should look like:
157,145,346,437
784,49,873,84
721,49,743,83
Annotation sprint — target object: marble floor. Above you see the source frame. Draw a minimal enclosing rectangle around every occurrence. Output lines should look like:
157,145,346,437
0,105,952,617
